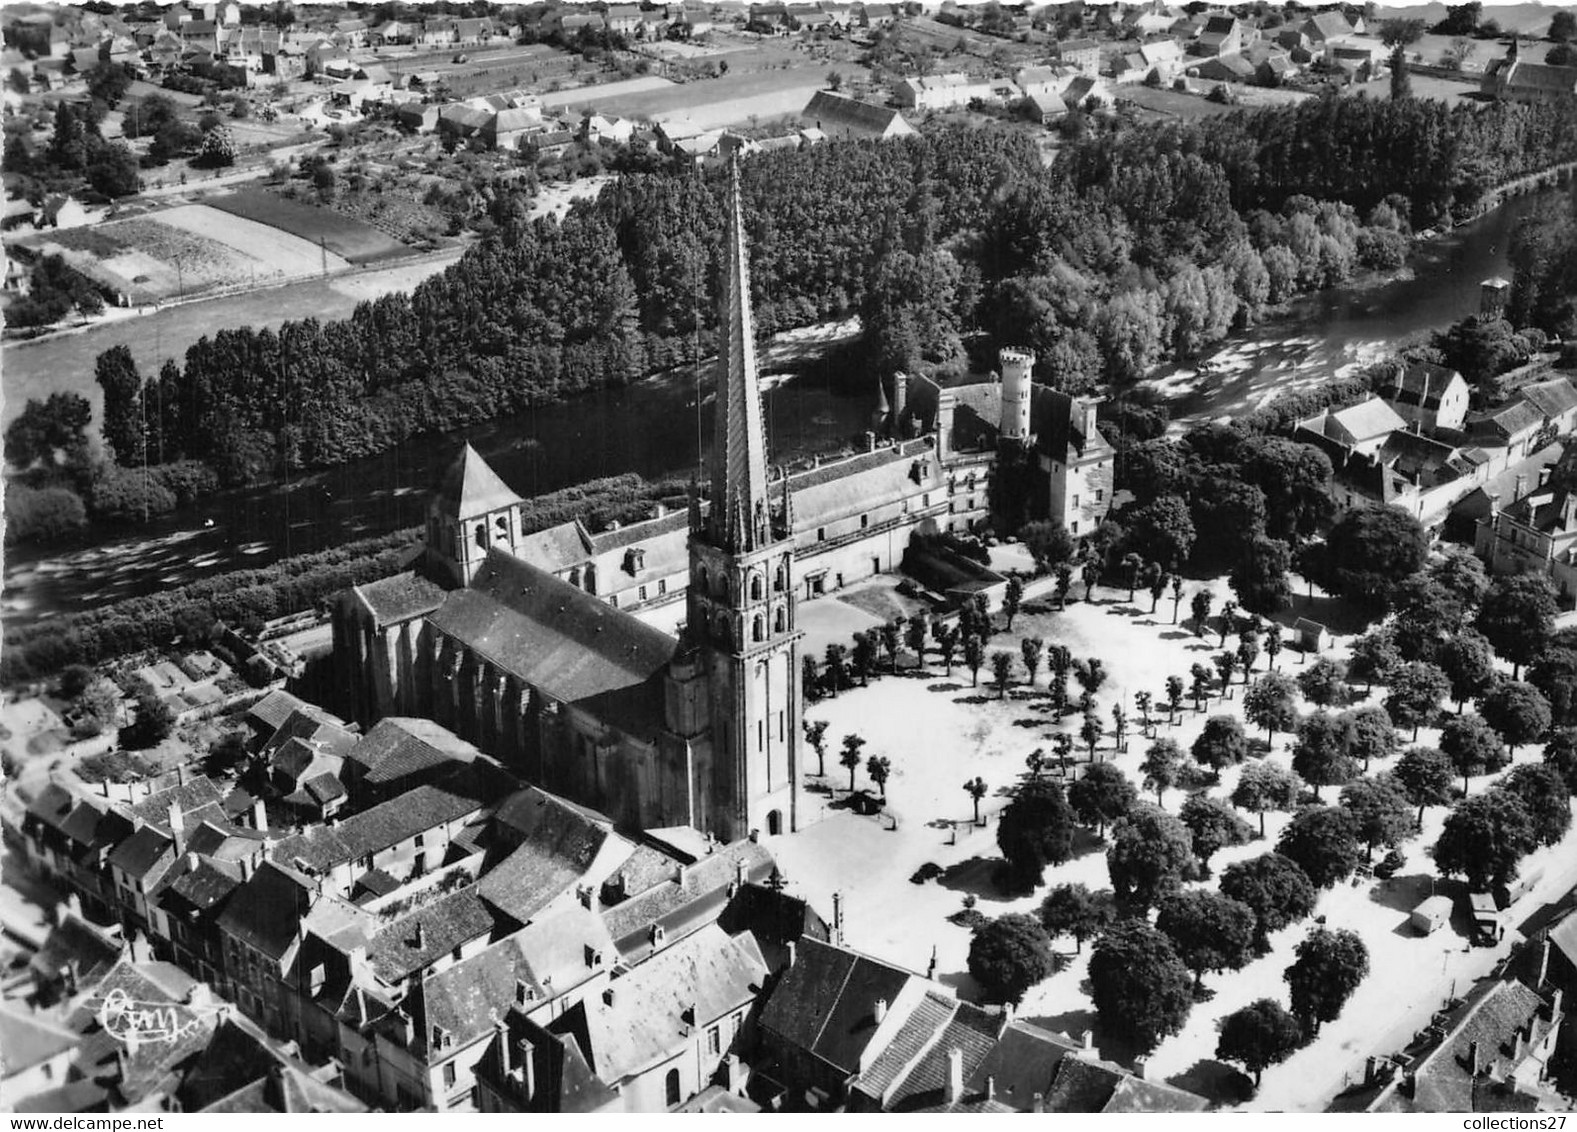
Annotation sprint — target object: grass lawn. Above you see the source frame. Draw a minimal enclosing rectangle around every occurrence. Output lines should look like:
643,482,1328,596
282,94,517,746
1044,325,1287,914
206,189,412,264
1350,72,1486,107
771,573,1577,1112
1117,85,1246,121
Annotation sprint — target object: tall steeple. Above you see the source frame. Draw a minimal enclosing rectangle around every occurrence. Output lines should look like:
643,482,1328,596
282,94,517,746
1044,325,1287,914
708,158,771,553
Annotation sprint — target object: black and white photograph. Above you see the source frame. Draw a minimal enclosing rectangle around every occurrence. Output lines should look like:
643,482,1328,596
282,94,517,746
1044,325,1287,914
2,0,1576,1116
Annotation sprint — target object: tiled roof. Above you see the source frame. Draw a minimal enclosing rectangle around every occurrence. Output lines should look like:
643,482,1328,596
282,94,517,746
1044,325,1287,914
966,1020,1080,1109
857,991,955,1098
478,789,612,924
270,784,483,873
217,861,317,960
348,717,480,785
108,825,175,880
1325,396,1406,442
803,91,912,137
71,960,209,1102
1518,377,1577,420
429,549,676,715
167,858,242,912
0,1005,80,1071
1104,1074,1211,1112
1401,980,1552,1113
1473,399,1545,440
512,518,593,572
1388,362,1464,409
354,572,447,627
368,888,495,983
199,1062,368,1113
413,905,615,1059
889,1000,1003,1108
550,925,766,1084
30,914,124,988
1499,60,1577,94
759,938,914,1076
436,443,519,517
1043,1054,1124,1111
601,840,773,957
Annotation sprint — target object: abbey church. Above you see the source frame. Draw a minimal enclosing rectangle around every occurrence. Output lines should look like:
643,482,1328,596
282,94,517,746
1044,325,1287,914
332,164,1114,844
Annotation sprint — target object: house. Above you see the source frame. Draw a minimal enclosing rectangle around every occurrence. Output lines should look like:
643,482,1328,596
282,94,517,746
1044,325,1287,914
1470,399,1552,458
1381,362,1471,434
1060,73,1110,108
1294,9,1355,46
893,72,1005,111
1192,14,1243,56
1296,397,1407,457
342,716,480,803
473,1012,620,1112
0,1007,82,1109
1484,45,1577,104
1517,376,1577,438
802,90,915,140
860,3,900,27
1475,446,1577,601
453,17,495,45
1025,87,1068,122
29,910,124,1007
1054,37,1101,73
1189,53,1255,83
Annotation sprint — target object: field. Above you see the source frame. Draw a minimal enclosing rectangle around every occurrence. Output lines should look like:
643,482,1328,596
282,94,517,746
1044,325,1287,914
771,570,1577,1112
1117,84,1248,121
1351,72,1486,107
20,205,350,302
544,64,873,129
206,189,412,265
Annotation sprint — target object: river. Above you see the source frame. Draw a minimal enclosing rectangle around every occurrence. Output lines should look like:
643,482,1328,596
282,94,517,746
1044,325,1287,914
1,190,1561,629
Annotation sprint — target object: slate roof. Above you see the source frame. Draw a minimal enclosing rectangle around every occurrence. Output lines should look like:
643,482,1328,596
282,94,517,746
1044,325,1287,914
889,1001,1004,1109
270,784,483,873
436,443,520,518
478,788,612,924
429,549,676,718
167,858,242,912
1031,386,1112,462
601,840,774,958
348,717,481,785
71,960,209,1103
1518,377,1577,420
1473,399,1546,441
1042,1054,1208,1112
412,905,615,1059
856,991,955,1098
759,937,915,1077
128,775,227,830
551,924,767,1084
966,1020,1081,1109
200,1063,368,1113
802,91,913,138
0,1005,80,1071
108,825,175,880
30,914,125,988
478,1014,618,1112
1388,362,1465,410
1321,396,1407,443
216,861,317,960
246,689,313,733
512,518,593,573
354,571,447,627
368,888,496,983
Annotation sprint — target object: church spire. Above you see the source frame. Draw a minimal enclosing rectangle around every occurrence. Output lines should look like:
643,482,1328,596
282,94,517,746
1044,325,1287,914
709,157,771,553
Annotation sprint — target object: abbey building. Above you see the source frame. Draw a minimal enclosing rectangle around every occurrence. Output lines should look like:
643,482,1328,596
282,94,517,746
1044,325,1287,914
333,165,1112,843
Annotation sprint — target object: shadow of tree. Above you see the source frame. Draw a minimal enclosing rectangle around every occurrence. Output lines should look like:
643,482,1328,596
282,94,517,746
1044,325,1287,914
1025,1008,1096,1040
954,694,994,705
1159,631,1192,641
938,855,1013,902
1167,1059,1252,1108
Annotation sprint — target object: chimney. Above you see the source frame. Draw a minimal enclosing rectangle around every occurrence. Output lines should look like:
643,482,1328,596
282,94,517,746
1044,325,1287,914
894,372,908,428
1132,1057,1147,1080
515,977,533,1006
748,828,760,843
517,1037,536,1099
1080,397,1101,445
187,982,212,1010
1468,1039,1481,1076
649,923,667,948
873,998,888,1025
944,1048,964,1104
1079,1029,1095,1054
1550,988,1564,1022
926,945,938,981
1539,937,1552,988
413,922,426,950
735,857,747,887
603,987,616,1008
652,501,666,520
63,892,81,921
1032,1093,1045,1114
168,801,185,854
1515,473,1528,498
724,1053,745,1095
396,1010,414,1048
251,797,268,832
1513,1028,1527,1062
832,892,844,946
785,940,797,972
985,1076,995,1102
1540,465,1554,489
495,1019,511,1070
866,430,877,452
1365,1056,1378,1086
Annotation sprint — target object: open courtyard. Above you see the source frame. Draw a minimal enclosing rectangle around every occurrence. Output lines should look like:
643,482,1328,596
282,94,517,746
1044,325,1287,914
770,571,1577,1112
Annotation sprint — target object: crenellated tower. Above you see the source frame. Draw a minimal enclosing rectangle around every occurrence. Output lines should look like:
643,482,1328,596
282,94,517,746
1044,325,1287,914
685,159,802,843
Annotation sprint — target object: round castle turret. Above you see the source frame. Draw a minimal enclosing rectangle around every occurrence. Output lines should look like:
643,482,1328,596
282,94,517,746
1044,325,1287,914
999,347,1035,442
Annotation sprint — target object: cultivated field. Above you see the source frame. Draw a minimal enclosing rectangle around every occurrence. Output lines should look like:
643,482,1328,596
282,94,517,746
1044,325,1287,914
206,189,411,264
19,205,349,302
546,65,873,129
1351,72,1486,107
772,571,1577,1112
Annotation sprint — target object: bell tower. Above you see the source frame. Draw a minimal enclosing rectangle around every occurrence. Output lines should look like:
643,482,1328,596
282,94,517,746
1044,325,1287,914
686,159,802,843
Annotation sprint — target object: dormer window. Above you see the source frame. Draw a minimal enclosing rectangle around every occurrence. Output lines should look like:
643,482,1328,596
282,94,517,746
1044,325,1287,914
624,547,646,575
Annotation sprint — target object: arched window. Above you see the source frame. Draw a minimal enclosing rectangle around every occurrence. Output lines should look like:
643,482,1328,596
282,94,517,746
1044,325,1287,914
750,573,764,602
665,1068,682,1108
752,615,764,643
584,563,597,595
774,607,786,633
767,810,783,836
474,523,487,550
774,563,787,593
696,566,708,595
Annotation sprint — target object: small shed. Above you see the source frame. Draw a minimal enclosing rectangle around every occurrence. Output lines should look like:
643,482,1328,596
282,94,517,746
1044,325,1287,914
1294,617,1330,653
1410,894,1452,935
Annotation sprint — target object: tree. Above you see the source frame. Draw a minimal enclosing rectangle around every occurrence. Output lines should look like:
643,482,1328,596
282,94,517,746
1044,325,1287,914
1436,790,1537,889
1157,889,1256,988
1231,535,1294,615
1020,636,1043,686
968,914,1056,1005
1188,663,1213,712
1181,793,1253,872
852,631,878,686
1136,690,1155,736
1039,883,1116,954
1394,746,1455,827
1171,574,1185,624
1141,738,1182,806
5,392,92,469
1339,774,1414,860
804,719,830,776
1148,566,1169,614
1080,709,1106,759
1218,601,1239,649
1081,560,1102,602
1277,805,1362,888
1108,804,1199,913
1004,575,1024,630
1111,702,1129,753
1069,761,1137,837
991,651,1015,698
1297,656,1349,708
824,643,848,696
1496,764,1572,847
57,664,94,701
906,615,928,665
1023,520,1076,570
1343,705,1399,771
1191,589,1214,638
1383,661,1450,740
1055,565,1074,610
840,734,867,792
1232,762,1302,837
194,123,237,168
1439,713,1507,792
867,755,892,802
1545,728,1577,795
964,776,988,825
998,779,1078,886
1126,495,1196,569
1529,647,1577,729
1088,920,1195,1052
1439,630,1497,711
1220,852,1318,950
963,633,985,687
1166,675,1186,724
1237,631,1262,680
95,345,146,467
1218,999,1303,1087
1348,628,1400,694
1073,657,1107,704
937,629,959,677
1317,506,1429,610
1284,927,1369,1036
880,619,902,672
1245,671,1299,740
1476,575,1557,678
1265,622,1284,672
1193,714,1250,771
1479,680,1552,755
1214,651,1239,695
120,693,175,750
1551,9,1576,40
802,654,821,700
